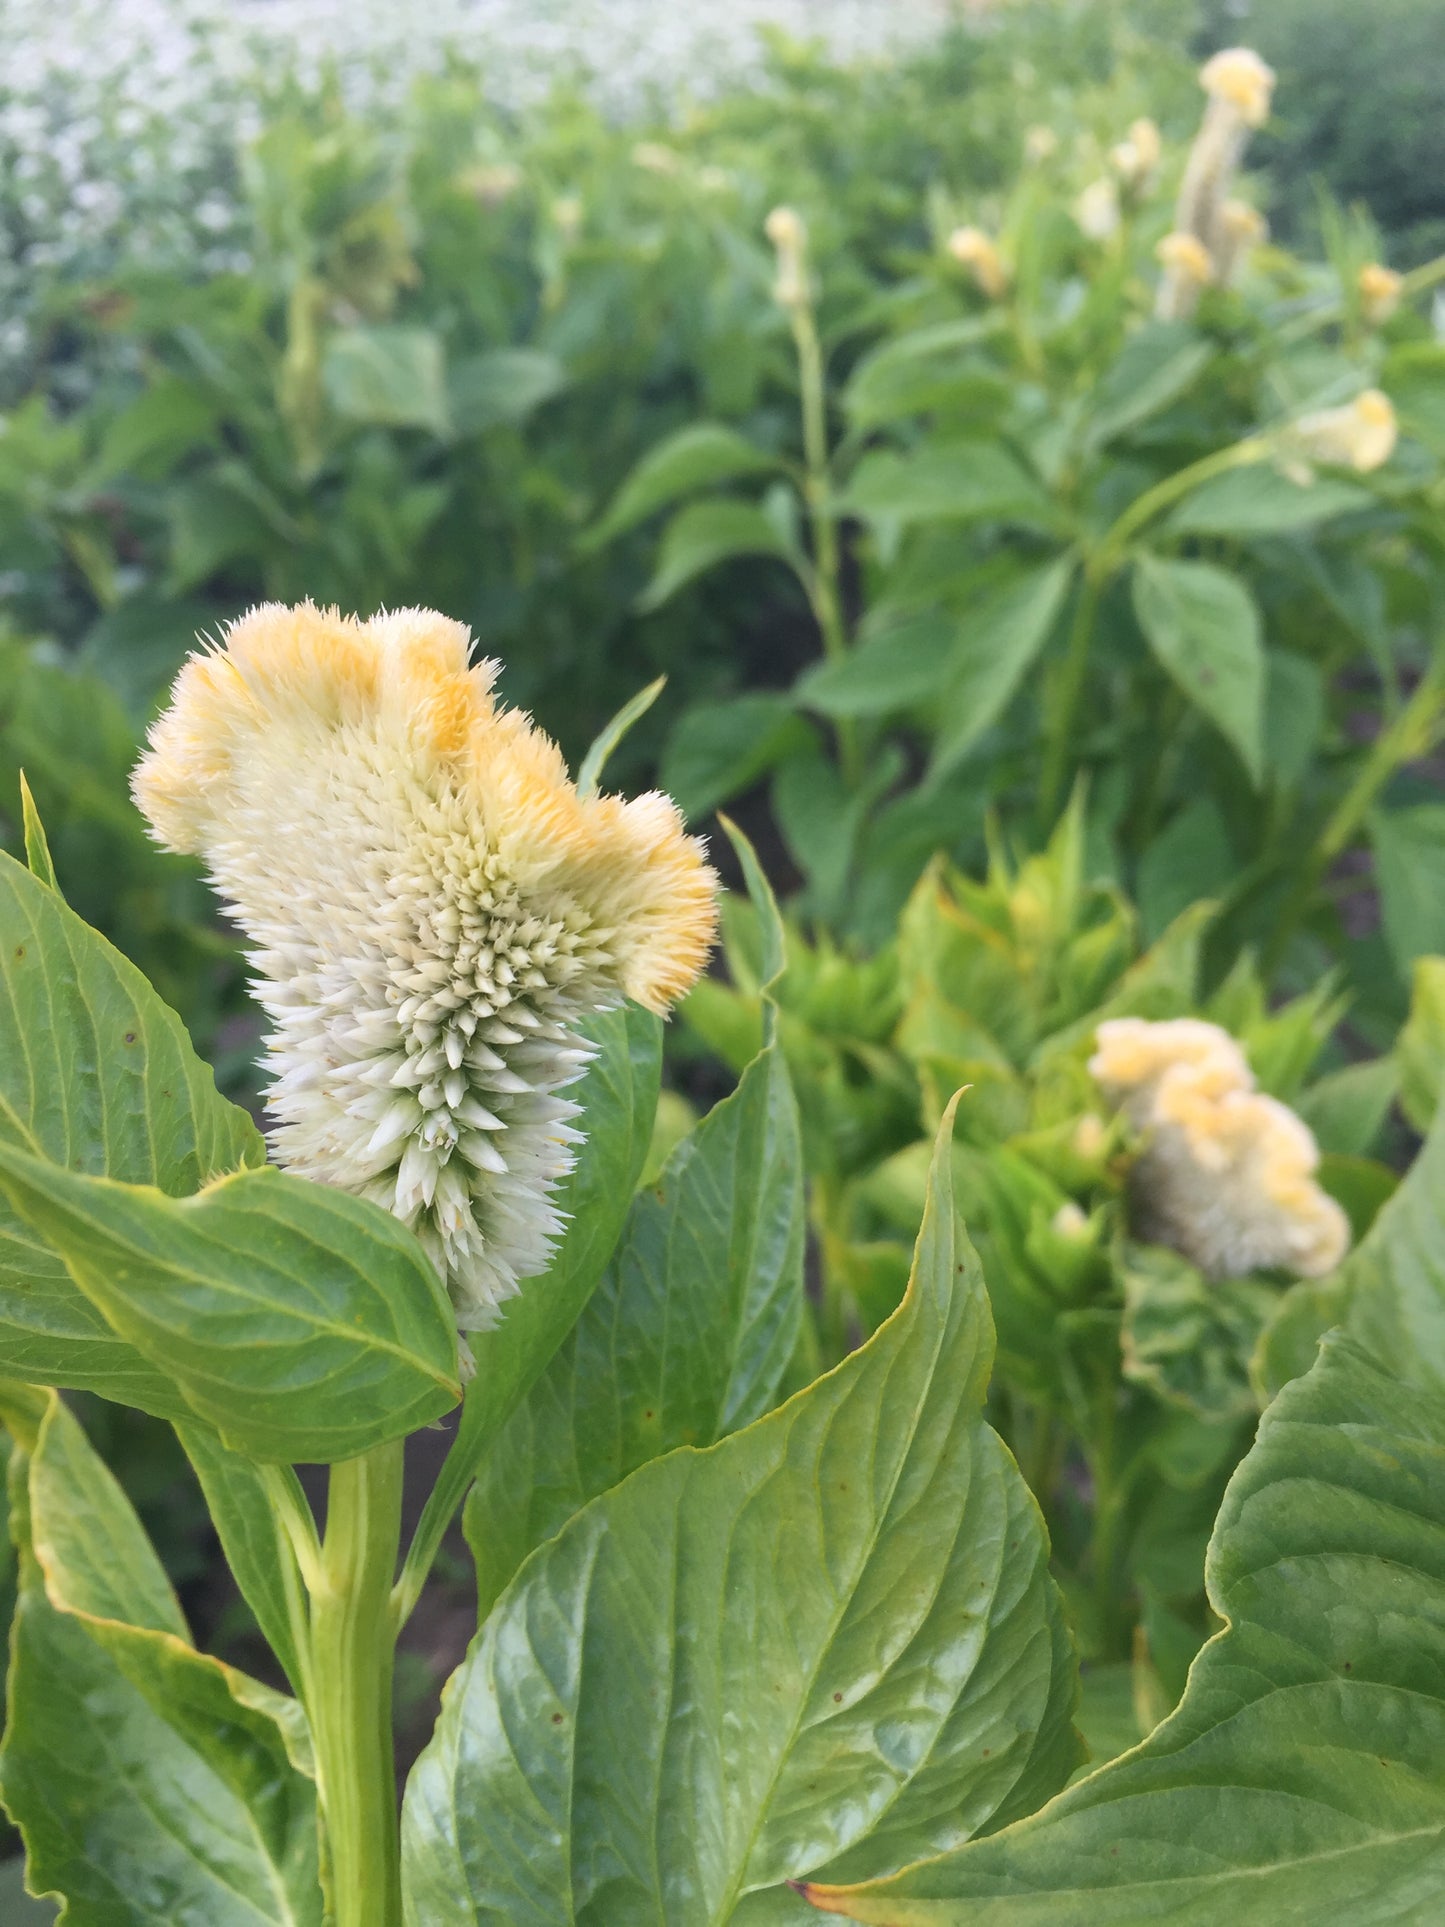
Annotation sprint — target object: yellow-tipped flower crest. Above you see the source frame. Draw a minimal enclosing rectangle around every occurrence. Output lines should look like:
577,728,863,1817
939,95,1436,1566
1199,47,1276,128
1358,262,1404,326
133,603,718,1333
946,224,1009,298
1292,389,1399,474
1090,1017,1349,1281
765,204,810,309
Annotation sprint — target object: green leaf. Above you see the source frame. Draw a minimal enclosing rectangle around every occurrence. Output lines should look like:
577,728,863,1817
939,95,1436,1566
402,1105,1080,1921
465,841,802,1615
635,498,797,613
1336,1097,1445,1395
1297,1055,1399,1157
16,774,55,890
810,1333,1445,1925
1263,649,1325,791
1397,956,1445,1132
576,675,666,799
398,1003,663,1618
0,1392,320,1924
661,694,816,822
1132,555,1265,783
796,611,955,719
1120,1245,1274,1424
0,1152,460,1463
1371,806,1445,971
448,347,565,435
0,1857,55,1924
842,316,1006,427
1084,324,1213,448
322,325,450,433
0,849,264,1411
1136,799,1233,943
930,556,1075,777
840,441,1054,530
582,422,781,550
1169,463,1373,537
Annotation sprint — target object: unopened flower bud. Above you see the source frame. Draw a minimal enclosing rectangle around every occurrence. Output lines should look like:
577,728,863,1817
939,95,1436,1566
1155,229,1215,319
946,224,1009,299
1075,178,1121,241
1051,1201,1090,1241
1215,198,1268,283
1024,124,1058,163
1358,262,1404,326
1110,118,1161,187
765,205,809,309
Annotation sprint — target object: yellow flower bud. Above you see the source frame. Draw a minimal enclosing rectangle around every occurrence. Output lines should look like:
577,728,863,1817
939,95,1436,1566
1292,389,1398,473
1358,262,1404,326
1024,124,1058,163
946,224,1009,298
1110,118,1161,186
631,141,681,176
1156,230,1215,283
1075,178,1121,241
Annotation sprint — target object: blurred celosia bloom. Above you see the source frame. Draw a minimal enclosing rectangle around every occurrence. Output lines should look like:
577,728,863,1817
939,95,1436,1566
1214,198,1268,284
1109,117,1161,190
946,224,1009,298
133,604,717,1333
1074,178,1121,242
1090,1018,1348,1281
1291,389,1398,474
1359,262,1404,326
1166,45,1275,315
1154,229,1215,320
1024,125,1059,164
765,204,810,309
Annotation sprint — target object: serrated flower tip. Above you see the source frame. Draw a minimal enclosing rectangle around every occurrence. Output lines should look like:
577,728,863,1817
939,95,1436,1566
133,602,718,1331
1091,1017,1348,1281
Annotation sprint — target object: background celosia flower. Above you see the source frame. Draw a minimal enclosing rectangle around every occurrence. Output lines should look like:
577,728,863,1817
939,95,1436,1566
1358,262,1404,326
1167,45,1274,315
133,602,718,1333
1291,389,1398,473
1074,177,1121,242
946,224,1009,298
765,203,810,309
1154,229,1215,320
1090,1017,1349,1281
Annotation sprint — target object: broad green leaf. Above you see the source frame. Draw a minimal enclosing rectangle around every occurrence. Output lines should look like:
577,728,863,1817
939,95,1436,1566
575,674,666,798
1168,462,1373,537
661,693,817,822
17,774,55,889
842,316,1005,427
175,1421,306,1691
636,498,797,613
810,1333,1445,1925
582,423,781,550
930,556,1075,776
796,611,954,719
448,347,565,435
1084,324,1213,448
0,849,263,1411
840,441,1053,531
1335,1097,1445,1394
1132,555,1264,783
402,1106,1081,1922
1386,343,1445,459
1263,649,1325,791
1136,799,1232,944
0,1151,460,1463
465,839,802,1615
1397,956,1445,1131
0,1392,320,1925
399,1003,662,1617
322,325,450,433
1297,1055,1399,1157
1371,805,1445,971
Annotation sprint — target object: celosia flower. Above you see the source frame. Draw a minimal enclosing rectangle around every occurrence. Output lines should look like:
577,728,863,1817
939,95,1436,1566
631,141,681,175
1358,262,1404,326
1291,389,1398,473
1074,178,1121,242
765,204,810,309
1090,1017,1348,1281
1110,117,1161,188
458,163,523,209
1154,230,1215,320
946,224,1009,299
1024,125,1058,163
1215,198,1268,284
133,603,718,1333
1199,47,1276,128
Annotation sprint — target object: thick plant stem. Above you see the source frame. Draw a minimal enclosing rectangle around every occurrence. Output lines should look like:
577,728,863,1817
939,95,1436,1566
310,1440,406,1927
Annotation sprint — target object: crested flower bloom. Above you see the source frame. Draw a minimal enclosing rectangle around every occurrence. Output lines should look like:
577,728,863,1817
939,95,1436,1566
1074,177,1121,242
1359,262,1404,326
765,204,809,310
1215,198,1268,284
1090,1017,1349,1281
1291,389,1398,473
631,141,681,175
1169,45,1274,306
1199,47,1276,128
1154,230,1215,320
133,603,718,1335
946,224,1009,298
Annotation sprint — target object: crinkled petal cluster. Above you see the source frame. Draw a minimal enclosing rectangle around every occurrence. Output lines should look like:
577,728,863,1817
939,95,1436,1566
1292,390,1398,474
1090,1017,1348,1281
133,602,718,1331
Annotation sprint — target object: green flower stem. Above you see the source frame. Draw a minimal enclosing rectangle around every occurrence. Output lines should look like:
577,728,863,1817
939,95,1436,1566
1264,650,1445,973
309,1439,406,1927
1278,247,1445,344
1037,438,1270,829
785,295,861,784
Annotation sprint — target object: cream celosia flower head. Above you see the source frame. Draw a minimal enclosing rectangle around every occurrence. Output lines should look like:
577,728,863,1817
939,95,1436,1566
1156,231,1215,285
133,603,718,1333
1358,263,1404,326
1090,1017,1348,1281
1024,125,1058,164
1074,178,1121,242
765,205,809,309
1199,47,1276,128
1292,389,1398,473
947,225,1009,299
1110,117,1161,187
